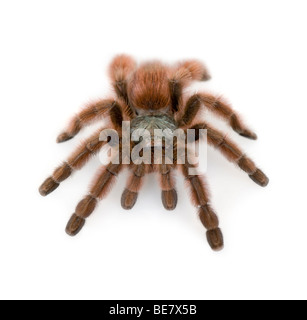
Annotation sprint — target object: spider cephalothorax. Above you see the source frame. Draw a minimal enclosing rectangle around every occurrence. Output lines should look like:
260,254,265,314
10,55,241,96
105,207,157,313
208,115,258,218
130,114,178,143
39,55,269,251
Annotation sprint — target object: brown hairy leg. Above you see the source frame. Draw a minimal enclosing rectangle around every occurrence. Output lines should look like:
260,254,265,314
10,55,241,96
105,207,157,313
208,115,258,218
168,60,210,112
178,93,257,140
177,60,211,82
191,122,269,187
159,164,177,210
66,162,123,236
57,99,122,143
39,128,108,196
109,54,137,117
180,162,223,251
121,163,146,210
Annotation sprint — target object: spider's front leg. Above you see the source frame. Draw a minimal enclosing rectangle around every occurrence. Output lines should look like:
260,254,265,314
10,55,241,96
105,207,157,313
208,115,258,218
180,162,223,251
121,163,146,210
159,164,177,211
66,162,123,236
191,123,269,187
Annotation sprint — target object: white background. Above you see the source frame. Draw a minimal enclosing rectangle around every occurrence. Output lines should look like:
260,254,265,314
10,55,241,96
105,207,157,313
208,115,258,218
0,0,306,300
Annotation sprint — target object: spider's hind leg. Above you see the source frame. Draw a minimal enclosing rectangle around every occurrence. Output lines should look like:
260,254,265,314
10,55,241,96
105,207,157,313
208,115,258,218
109,55,136,114
177,60,211,82
168,60,210,113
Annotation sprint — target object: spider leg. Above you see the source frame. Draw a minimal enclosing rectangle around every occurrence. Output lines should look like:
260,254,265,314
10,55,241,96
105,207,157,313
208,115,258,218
159,164,177,211
180,162,223,251
178,93,257,140
191,122,269,187
168,60,210,112
109,54,136,117
56,99,122,143
66,162,123,236
39,128,108,196
121,164,146,210
177,60,211,82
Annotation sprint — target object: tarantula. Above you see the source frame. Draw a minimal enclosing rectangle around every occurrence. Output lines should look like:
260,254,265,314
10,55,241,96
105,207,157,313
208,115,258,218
39,55,269,251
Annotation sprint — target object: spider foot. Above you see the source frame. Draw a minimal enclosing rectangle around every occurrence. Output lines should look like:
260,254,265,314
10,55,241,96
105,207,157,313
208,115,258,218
162,189,178,211
57,132,73,143
249,169,269,187
121,189,138,210
39,177,59,196
207,228,224,251
66,214,86,236
200,72,211,82
239,130,258,140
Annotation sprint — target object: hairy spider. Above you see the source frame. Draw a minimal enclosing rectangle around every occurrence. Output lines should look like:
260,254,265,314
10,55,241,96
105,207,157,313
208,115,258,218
39,55,269,251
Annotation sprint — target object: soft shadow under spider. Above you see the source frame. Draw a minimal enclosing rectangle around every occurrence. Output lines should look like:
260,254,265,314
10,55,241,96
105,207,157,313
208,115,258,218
39,55,269,251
